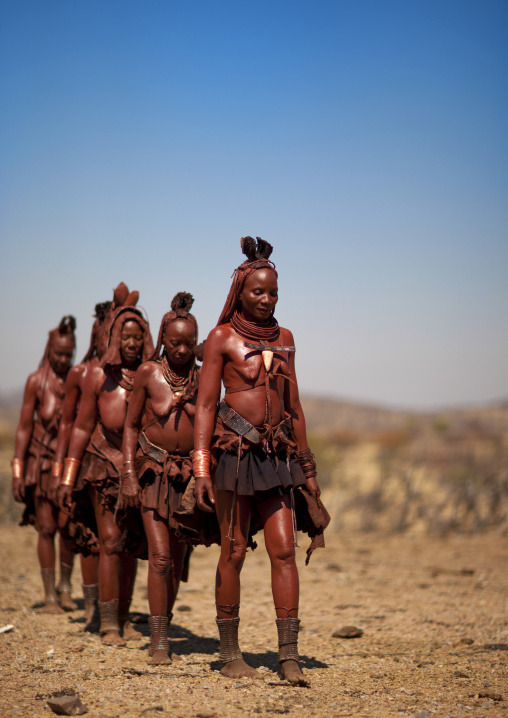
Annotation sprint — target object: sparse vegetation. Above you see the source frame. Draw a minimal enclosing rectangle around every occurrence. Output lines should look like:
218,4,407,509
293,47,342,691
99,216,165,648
2,399,508,534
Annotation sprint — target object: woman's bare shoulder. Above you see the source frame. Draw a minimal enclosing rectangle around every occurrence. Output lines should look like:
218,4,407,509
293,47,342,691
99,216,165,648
136,360,159,380
84,363,106,390
205,325,234,349
278,326,295,346
66,363,86,386
24,369,43,394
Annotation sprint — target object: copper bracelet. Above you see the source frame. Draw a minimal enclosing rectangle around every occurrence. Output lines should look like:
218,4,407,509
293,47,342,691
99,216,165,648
61,457,82,487
11,458,24,480
51,461,64,480
192,449,211,478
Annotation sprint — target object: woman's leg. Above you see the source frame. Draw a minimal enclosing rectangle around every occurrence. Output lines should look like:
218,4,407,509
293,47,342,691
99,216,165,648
80,553,100,632
56,509,77,611
118,554,142,640
80,553,99,585
89,485,125,646
214,489,260,679
35,496,64,614
258,491,308,686
142,508,173,664
142,508,171,615
167,530,188,616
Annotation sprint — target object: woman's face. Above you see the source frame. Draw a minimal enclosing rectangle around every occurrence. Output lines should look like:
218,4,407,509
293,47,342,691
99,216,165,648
49,335,75,375
120,320,144,366
163,319,196,367
240,268,278,322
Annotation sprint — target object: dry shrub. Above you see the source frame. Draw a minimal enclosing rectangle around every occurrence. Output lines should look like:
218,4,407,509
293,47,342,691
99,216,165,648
321,426,508,535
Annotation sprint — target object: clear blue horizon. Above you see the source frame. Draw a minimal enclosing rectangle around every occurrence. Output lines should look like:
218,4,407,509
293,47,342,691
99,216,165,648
1,0,507,409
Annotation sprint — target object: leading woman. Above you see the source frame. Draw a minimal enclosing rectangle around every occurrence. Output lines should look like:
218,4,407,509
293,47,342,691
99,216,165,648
193,237,327,686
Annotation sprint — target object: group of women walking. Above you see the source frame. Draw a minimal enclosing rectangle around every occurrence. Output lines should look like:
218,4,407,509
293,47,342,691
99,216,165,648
11,238,329,686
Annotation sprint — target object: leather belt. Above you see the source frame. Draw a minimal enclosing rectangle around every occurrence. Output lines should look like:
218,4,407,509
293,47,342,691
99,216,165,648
139,431,168,463
217,400,261,444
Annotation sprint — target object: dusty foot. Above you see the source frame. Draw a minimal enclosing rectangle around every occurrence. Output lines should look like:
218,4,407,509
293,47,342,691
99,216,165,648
100,630,126,647
121,620,143,641
220,659,261,679
148,646,182,661
147,649,172,665
279,660,310,687
39,601,65,615
59,592,78,611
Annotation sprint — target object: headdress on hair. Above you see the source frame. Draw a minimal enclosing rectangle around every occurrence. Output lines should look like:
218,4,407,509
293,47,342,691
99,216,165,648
40,315,76,368
111,282,139,309
81,301,112,363
151,292,198,360
100,283,153,369
216,237,277,326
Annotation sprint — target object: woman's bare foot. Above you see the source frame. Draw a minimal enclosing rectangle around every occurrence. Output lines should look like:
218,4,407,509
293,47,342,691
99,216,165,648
39,601,65,615
59,592,77,611
220,658,261,679
121,620,143,641
279,659,310,686
101,630,126,647
147,650,172,665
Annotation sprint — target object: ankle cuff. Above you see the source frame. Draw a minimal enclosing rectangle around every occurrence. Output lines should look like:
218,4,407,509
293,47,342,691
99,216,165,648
216,616,242,664
41,568,58,603
99,599,120,635
276,617,300,662
149,615,169,653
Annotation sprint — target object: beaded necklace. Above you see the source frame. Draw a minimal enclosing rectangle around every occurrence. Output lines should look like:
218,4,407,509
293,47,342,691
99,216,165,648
161,354,190,399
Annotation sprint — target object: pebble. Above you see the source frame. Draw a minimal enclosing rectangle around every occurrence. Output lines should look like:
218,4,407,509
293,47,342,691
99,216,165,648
46,694,88,715
478,691,503,701
332,626,364,639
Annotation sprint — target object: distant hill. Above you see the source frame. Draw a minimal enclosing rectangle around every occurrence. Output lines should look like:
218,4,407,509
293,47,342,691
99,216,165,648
300,394,508,435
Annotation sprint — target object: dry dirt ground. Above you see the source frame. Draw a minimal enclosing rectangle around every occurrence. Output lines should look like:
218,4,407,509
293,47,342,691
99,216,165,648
0,525,506,718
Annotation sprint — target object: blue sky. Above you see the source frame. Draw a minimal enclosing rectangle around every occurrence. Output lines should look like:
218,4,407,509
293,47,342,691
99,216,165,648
1,0,507,409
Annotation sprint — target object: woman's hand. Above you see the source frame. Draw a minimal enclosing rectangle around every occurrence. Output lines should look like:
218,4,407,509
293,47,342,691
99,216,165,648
57,484,74,513
195,476,216,513
12,477,25,502
119,463,141,509
305,476,321,499
47,474,61,503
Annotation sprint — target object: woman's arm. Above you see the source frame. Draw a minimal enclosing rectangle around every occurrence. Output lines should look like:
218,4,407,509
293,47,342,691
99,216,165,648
54,365,84,465
50,365,84,502
11,372,39,501
193,327,225,511
284,329,320,498
119,365,149,508
67,367,100,460
59,366,100,501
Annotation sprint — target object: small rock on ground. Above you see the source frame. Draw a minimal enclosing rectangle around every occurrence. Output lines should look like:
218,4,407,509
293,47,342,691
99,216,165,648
46,694,88,716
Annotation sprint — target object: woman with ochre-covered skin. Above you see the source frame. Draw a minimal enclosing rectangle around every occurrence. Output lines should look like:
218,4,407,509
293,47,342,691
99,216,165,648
194,238,328,686
11,316,78,613
53,300,111,632
61,286,154,646
121,292,218,664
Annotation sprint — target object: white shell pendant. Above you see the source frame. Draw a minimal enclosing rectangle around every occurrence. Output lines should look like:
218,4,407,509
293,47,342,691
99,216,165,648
262,350,274,372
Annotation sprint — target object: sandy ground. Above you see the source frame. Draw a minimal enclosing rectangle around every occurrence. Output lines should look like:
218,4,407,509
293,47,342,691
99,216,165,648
0,525,506,718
